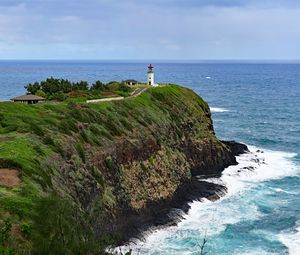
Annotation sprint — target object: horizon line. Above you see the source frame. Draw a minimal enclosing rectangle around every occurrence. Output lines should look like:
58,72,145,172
1,59,300,63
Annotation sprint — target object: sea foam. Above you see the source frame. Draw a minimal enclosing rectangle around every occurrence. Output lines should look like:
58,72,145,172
116,146,299,254
279,220,300,255
210,107,230,113
205,146,298,197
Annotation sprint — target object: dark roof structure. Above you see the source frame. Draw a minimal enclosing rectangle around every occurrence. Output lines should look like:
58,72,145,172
11,94,45,101
124,79,138,83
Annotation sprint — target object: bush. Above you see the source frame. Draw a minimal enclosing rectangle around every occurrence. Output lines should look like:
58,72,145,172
35,89,46,98
72,81,89,91
20,223,32,239
52,91,67,101
90,80,107,91
105,157,113,170
118,83,131,92
0,219,12,246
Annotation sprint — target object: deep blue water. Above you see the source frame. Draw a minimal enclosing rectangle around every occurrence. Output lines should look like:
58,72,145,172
0,61,299,254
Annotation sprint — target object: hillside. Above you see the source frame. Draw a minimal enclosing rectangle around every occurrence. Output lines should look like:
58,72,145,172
0,85,245,254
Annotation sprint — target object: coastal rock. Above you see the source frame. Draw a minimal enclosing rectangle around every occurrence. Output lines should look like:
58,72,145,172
222,140,249,156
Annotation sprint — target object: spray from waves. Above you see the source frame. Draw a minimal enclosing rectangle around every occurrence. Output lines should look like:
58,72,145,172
116,146,299,254
279,220,300,255
210,107,230,113
204,145,298,197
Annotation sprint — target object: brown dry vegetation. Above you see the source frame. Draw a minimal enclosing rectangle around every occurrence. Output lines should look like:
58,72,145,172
0,169,20,188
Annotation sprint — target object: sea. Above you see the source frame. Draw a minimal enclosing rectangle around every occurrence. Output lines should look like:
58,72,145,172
0,61,299,255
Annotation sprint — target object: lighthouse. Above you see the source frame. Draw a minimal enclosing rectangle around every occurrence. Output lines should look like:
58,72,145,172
147,64,156,86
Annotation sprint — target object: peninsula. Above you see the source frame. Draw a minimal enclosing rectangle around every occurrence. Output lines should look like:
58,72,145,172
0,84,247,254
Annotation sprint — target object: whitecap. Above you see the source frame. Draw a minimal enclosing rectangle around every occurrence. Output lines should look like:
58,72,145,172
272,187,298,195
205,146,298,197
206,76,211,79
274,188,284,193
210,107,230,113
279,220,300,255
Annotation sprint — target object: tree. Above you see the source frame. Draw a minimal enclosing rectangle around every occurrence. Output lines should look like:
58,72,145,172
90,80,107,91
60,79,73,93
25,82,41,94
73,81,89,91
35,90,46,98
40,77,61,94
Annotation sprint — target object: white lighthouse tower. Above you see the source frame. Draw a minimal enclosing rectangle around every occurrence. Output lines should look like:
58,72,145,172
147,64,156,86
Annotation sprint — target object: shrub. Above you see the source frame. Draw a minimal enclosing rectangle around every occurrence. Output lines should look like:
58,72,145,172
105,157,113,170
118,83,131,92
72,81,89,91
35,90,46,98
20,223,32,239
0,219,12,245
52,91,67,101
90,80,107,91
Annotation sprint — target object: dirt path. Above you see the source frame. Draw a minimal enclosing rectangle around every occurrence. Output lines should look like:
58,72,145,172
87,86,148,103
129,87,148,97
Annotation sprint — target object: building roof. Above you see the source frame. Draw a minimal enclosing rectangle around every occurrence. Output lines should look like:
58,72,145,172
11,94,45,101
124,79,138,83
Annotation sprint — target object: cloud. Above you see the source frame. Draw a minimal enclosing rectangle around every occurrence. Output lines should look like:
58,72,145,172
0,0,300,59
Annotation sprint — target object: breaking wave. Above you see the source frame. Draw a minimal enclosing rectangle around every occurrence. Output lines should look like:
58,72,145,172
210,107,230,113
117,146,299,254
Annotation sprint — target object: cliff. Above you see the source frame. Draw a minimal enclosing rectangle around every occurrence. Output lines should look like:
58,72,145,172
0,85,246,254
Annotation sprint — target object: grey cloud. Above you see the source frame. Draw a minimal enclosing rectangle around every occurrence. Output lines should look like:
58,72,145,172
0,0,300,59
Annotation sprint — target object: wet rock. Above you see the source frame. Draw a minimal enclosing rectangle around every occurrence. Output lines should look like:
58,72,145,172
222,140,249,156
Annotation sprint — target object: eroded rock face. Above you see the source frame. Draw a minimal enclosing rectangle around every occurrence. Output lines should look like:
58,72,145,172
41,85,246,243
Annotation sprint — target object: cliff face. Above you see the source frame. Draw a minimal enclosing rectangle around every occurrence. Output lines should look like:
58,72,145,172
0,85,244,253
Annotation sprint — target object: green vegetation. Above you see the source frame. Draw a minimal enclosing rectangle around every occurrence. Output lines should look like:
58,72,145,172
0,84,222,254
24,77,134,102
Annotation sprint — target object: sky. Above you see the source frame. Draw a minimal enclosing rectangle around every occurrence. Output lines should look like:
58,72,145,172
0,0,300,60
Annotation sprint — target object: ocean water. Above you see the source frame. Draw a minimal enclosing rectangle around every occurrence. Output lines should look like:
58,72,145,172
0,61,299,254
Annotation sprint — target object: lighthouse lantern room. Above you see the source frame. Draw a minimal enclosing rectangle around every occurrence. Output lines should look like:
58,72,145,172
147,64,155,86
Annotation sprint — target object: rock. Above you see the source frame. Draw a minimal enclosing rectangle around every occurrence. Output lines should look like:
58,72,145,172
222,140,249,156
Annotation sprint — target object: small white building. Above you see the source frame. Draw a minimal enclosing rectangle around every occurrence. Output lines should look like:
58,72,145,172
147,64,158,86
123,79,138,86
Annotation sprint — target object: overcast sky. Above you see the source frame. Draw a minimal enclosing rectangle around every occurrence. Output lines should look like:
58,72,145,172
0,0,300,60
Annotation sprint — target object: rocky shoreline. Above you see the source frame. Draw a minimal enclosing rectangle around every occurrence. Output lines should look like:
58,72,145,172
116,141,249,244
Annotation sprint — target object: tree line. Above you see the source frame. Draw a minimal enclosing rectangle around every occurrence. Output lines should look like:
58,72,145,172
25,77,131,100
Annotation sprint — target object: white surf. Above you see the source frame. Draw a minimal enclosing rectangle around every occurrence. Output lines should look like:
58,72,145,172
116,146,299,254
210,107,230,113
